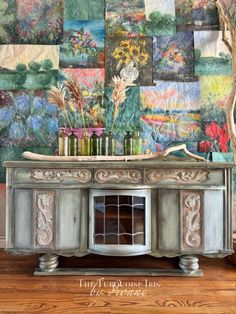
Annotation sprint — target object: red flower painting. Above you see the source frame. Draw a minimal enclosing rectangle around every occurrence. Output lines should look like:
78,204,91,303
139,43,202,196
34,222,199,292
204,122,230,152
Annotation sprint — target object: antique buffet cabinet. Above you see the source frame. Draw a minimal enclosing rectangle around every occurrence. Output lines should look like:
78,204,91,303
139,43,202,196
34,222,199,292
4,159,234,276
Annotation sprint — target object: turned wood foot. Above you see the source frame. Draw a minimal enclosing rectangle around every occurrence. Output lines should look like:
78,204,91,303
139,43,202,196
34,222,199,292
179,255,199,273
39,254,59,272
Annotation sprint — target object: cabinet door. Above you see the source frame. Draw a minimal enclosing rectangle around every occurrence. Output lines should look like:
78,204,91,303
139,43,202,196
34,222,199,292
56,189,81,250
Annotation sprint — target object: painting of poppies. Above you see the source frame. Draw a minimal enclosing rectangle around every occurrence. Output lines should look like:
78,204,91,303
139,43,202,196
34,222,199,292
64,0,105,20
176,0,219,30
0,90,58,147
141,81,201,152
15,0,63,44
194,31,232,75
106,0,146,38
60,20,105,68
153,32,194,81
61,68,105,128
0,45,59,90
106,37,153,86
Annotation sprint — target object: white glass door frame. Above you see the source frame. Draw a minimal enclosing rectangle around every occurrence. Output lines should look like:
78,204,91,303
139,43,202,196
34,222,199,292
89,189,151,256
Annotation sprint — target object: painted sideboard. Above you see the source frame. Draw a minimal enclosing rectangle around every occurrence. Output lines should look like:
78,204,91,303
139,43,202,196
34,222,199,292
4,159,234,276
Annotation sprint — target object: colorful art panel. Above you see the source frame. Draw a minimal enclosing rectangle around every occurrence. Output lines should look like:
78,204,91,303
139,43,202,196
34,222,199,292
143,0,176,35
0,90,58,147
106,0,146,38
153,32,194,81
0,45,59,90
221,0,236,25
106,37,153,86
194,31,232,75
15,0,63,44
60,20,105,68
176,0,219,30
64,0,105,20
0,0,17,44
105,86,140,135
61,69,105,128
141,82,201,145
200,76,233,123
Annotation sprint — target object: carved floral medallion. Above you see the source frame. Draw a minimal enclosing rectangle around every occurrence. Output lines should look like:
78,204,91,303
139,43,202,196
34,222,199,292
94,169,142,184
145,169,209,184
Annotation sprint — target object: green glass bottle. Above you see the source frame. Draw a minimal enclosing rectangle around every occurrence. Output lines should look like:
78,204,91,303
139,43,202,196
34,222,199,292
69,130,78,156
81,130,90,156
90,131,99,156
108,131,116,156
132,131,142,155
58,128,69,156
124,131,133,155
100,129,109,156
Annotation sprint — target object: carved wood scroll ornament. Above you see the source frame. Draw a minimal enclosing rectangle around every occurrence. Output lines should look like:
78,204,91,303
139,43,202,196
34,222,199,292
182,192,202,249
94,169,142,184
35,191,55,247
30,169,91,183
145,169,209,184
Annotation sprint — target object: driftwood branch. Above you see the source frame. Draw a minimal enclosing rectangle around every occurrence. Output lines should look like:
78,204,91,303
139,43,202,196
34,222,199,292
22,144,205,162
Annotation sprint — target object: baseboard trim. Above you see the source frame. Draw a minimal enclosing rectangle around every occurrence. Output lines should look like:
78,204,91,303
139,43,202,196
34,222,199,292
0,236,5,248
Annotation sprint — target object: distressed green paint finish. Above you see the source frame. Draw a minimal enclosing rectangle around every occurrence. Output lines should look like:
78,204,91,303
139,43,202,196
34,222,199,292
64,0,105,20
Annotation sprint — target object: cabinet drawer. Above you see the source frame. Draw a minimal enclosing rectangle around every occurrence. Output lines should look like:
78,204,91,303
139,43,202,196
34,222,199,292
12,168,92,185
144,168,224,186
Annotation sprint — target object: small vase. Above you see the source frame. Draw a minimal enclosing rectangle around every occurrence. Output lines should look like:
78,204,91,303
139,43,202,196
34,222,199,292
120,61,139,85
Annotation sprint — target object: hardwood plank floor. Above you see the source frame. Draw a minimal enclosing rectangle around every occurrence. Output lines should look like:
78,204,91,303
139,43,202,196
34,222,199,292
0,250,235,314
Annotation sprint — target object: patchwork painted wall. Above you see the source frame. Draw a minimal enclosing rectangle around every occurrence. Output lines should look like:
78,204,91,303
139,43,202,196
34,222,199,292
0,0,235,234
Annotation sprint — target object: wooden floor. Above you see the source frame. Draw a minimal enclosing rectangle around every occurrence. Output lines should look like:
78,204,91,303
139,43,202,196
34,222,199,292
0,250,235,314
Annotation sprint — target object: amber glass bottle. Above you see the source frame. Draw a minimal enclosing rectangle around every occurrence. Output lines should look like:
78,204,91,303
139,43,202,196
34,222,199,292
100,129,109,156
81,130,90,156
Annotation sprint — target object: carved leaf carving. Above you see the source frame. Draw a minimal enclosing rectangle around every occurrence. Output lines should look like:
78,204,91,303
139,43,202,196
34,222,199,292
145,169,209,183
35,191,55,248
94,169,142,184
182,192,202,249
31,169,91,183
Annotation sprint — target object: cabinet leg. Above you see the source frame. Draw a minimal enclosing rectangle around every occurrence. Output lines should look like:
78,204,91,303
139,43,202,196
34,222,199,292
179,255,199,274
39,254,59,272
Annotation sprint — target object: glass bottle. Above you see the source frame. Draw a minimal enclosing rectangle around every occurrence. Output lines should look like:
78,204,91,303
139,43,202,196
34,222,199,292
132,131,142,155
90,131,99,156
100,129,109,156
81,130,90,156
108,131,116,156
58,128,69,156
69,130,78,156
124,131,133,155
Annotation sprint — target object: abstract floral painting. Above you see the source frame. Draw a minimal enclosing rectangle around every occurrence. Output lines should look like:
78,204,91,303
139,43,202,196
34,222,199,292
153,32,194,80
141,81,201,152
106,0,146,38
0,45,59,90
106,37,153,86
0,90,58,147
105,86,140,134
200,75,233,123
176,0,219,30
60,20,105,68
194,31,232,75
61,69,105,128
201,121,230,152
15,0,63,44
0,0,17,44
143,0,176,35
64,0,105,20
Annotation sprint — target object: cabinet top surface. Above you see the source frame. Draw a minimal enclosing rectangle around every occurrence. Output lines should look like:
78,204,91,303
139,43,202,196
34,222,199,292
3,158,235,169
